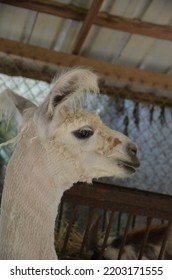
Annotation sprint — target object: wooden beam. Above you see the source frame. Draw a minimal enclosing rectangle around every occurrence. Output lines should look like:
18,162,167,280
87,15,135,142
72,0,103,54
2,0,172,41
1,0,86,21
62,182,172,221
0,38,172,106
1,38,172,89
100,83,172,107
0,55,54,83
0,58,170,107
96,14,172,42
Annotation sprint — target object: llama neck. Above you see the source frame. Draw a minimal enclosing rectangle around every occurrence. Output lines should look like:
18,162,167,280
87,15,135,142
0,124,80,259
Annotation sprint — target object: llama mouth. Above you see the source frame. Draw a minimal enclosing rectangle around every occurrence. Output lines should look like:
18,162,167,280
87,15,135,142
117,160,140,173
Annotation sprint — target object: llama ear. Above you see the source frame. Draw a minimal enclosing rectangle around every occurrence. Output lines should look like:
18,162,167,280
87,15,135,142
44,68,99,119
35,68,99,139
0,89,36,129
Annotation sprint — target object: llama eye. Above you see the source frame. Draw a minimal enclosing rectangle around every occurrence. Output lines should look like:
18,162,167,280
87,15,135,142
72,128,94,139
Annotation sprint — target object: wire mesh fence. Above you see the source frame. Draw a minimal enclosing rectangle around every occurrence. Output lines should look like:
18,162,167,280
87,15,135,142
0,53,172,197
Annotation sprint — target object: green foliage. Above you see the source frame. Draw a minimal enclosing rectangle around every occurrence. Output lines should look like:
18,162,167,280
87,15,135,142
0,120,16,201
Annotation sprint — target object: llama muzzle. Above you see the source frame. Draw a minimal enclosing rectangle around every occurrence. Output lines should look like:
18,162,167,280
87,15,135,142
118,142,140,174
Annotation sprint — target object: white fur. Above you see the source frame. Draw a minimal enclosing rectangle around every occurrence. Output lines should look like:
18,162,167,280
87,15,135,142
0,68,139,259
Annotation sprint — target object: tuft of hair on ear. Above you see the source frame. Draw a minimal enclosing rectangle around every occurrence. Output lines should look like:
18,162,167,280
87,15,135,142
48,67,100,115
34,67,100,140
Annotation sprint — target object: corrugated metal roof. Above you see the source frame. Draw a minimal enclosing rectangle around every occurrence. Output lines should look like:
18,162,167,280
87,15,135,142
1,0,172,74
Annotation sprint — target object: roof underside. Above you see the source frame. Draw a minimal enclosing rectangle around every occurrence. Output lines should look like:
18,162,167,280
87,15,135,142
1,0,172,105
1,0,172,71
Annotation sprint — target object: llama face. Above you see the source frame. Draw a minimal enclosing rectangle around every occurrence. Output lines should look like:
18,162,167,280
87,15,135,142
49,106,139,179
35,68,139,180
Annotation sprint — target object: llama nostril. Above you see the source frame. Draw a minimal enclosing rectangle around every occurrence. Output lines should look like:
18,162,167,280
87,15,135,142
127,143,137,157
131,147,137,156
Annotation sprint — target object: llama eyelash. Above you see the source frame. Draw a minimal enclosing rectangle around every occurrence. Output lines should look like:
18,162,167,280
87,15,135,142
72,126,94,139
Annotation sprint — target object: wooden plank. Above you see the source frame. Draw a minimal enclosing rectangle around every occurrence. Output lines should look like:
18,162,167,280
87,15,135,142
62,182,172,221
72,0,103,54
1,58,170,106
100,83,172,107
96,14,172,41
2,0,172,41
138,218,152,259
1,0,86,21
1,38,172,107
117,214,132,259
1,38,172,89
158,221,171,259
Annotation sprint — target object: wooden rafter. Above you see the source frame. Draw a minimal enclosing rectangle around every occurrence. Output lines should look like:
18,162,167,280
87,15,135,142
1,38,172,88
2,0,172,42
0,38,172,107
72,0,103,54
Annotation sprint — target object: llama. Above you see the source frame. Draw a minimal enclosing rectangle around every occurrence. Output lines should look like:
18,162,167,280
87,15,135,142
88,219,172,260
0,68,139,259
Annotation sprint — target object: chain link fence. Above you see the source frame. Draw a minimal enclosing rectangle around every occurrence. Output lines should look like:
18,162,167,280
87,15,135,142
0,53,172,197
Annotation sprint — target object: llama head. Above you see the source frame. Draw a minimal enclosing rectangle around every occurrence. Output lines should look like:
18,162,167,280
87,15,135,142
34,68,139,181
